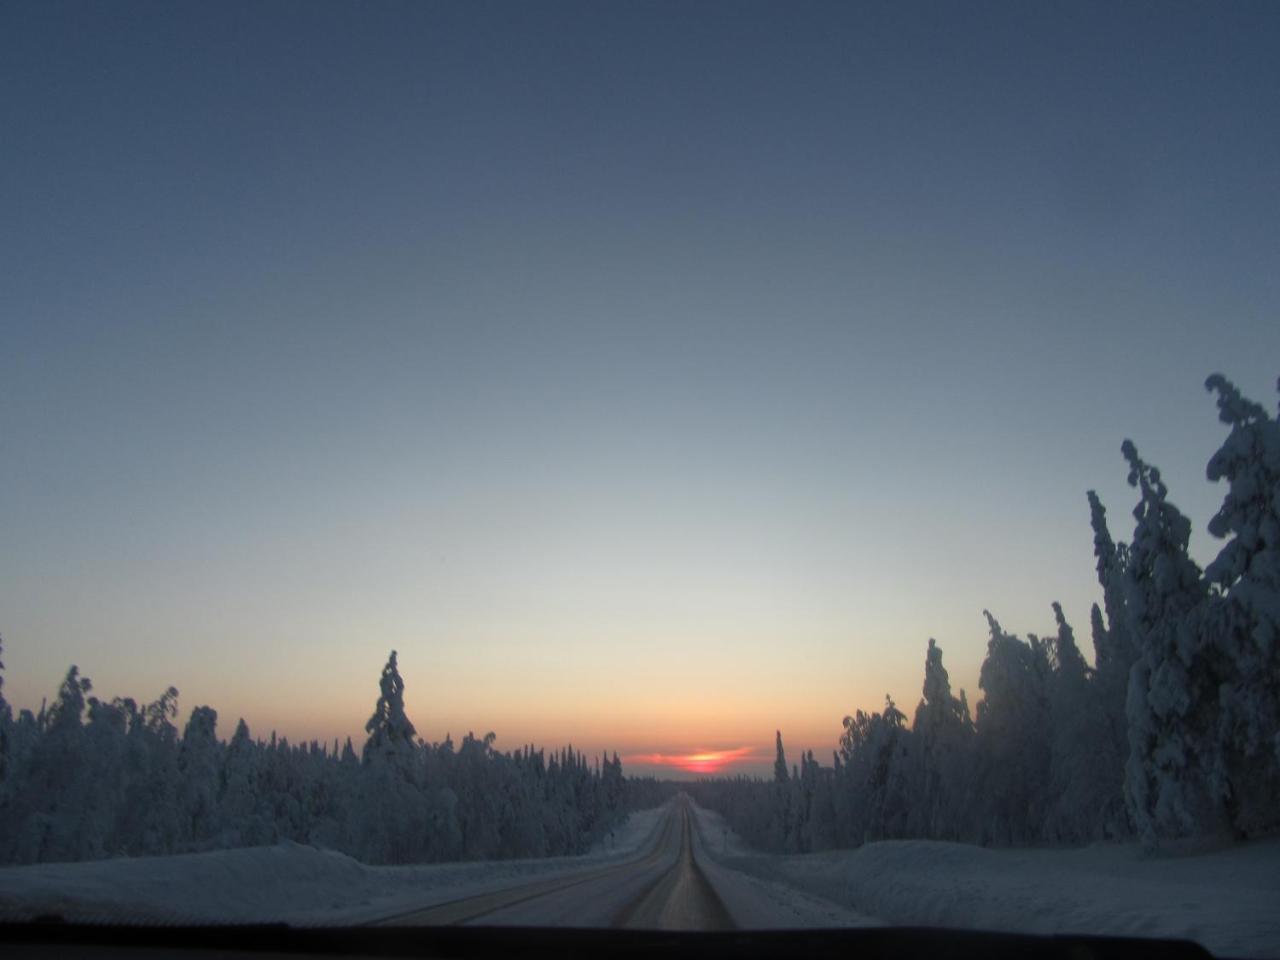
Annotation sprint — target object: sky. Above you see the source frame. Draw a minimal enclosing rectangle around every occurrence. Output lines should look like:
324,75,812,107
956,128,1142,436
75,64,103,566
2,1,1278,778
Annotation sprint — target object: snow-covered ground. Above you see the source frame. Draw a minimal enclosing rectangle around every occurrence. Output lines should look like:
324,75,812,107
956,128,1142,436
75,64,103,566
0,804,670,927
687,803,876,930
3,795,1276,958
690,800,1280,959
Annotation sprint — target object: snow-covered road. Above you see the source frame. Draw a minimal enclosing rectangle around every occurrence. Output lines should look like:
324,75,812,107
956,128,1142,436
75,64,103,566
376,796,872,930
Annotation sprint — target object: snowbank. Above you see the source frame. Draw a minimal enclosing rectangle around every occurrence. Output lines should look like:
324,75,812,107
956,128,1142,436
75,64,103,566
690,801,1280,958
0,804,671,927
835,839,1280,958
686,801,878,930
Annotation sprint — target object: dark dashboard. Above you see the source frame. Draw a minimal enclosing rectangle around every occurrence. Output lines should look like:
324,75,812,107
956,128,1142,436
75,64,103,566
0,923,1219,960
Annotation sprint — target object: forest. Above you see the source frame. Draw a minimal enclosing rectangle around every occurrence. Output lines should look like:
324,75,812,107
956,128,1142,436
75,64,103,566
0,648,668,865
691,374,1280,851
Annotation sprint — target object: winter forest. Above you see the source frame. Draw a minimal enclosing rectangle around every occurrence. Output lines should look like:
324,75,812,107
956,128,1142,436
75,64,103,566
0,647,668,865
1,373,1277,868
692,374,1280,852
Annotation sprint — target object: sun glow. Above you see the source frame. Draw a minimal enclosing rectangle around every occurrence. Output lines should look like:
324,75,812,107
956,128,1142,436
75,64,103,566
624,746,762,775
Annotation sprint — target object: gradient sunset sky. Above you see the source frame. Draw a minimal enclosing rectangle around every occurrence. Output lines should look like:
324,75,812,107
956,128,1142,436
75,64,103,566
2,2,1278,777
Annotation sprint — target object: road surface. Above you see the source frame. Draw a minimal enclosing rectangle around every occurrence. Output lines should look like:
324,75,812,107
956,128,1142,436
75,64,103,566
377,795,871,930
378,795,732,929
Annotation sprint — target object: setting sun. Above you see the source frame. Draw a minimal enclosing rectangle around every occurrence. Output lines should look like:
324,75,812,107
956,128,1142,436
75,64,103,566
625,747,763,776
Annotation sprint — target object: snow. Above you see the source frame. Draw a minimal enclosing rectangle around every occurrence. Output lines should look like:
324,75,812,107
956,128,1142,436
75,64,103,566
687,802,876,930
587,802,668,856
690,799,1280,958
0,804,670,927
0,793,1274,956
832,838,1280,959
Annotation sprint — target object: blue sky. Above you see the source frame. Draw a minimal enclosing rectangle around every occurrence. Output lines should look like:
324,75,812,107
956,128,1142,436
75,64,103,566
2,1,1278,773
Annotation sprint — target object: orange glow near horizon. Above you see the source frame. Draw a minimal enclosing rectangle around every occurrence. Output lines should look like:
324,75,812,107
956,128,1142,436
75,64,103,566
624,746,764,775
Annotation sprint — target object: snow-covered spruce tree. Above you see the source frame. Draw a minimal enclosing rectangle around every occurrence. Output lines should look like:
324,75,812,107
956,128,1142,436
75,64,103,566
421,734,464,861
178,706,221,847
305,736,356,851
79,695,138,857
502,745,545,859
363,650,418,761
218,718,273,846
873,696,913,841
1120,440,1223,843
543,748,568,854
1049,602,1088,677
86,697,141,855
0,637,9,784
545,745,599,856
1086,492,1139,761
1088,491,1137,674
0,705,41,847
767,730,791,849
802,750,838,851
908,638,974,839
602,751,625,825
43,668,96,859
0,637,10,809
787,750,810,852
271,735,317,842
0,666,94,862
0,645,19,853
130,687,184,855
1200,374,1280,836
773,729,789,783
455,731,505,858
357,650,429,863
975,612,1052,845
836,695,911,843
1042,603,1128,841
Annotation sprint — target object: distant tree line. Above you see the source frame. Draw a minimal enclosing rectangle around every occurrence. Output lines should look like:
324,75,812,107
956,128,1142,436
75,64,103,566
0,648,663,865
690,374,1280,850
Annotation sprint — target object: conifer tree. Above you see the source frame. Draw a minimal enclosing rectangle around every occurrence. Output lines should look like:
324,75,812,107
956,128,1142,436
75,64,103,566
1044,603,1127,840
1087,492,1138,748
358,651,426,863
911,638,972,839
178,706,220,844
0,635,10,789
1120,440,1219,842
363,650,416,763
976,612,1051,844
1199,374,1280,835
